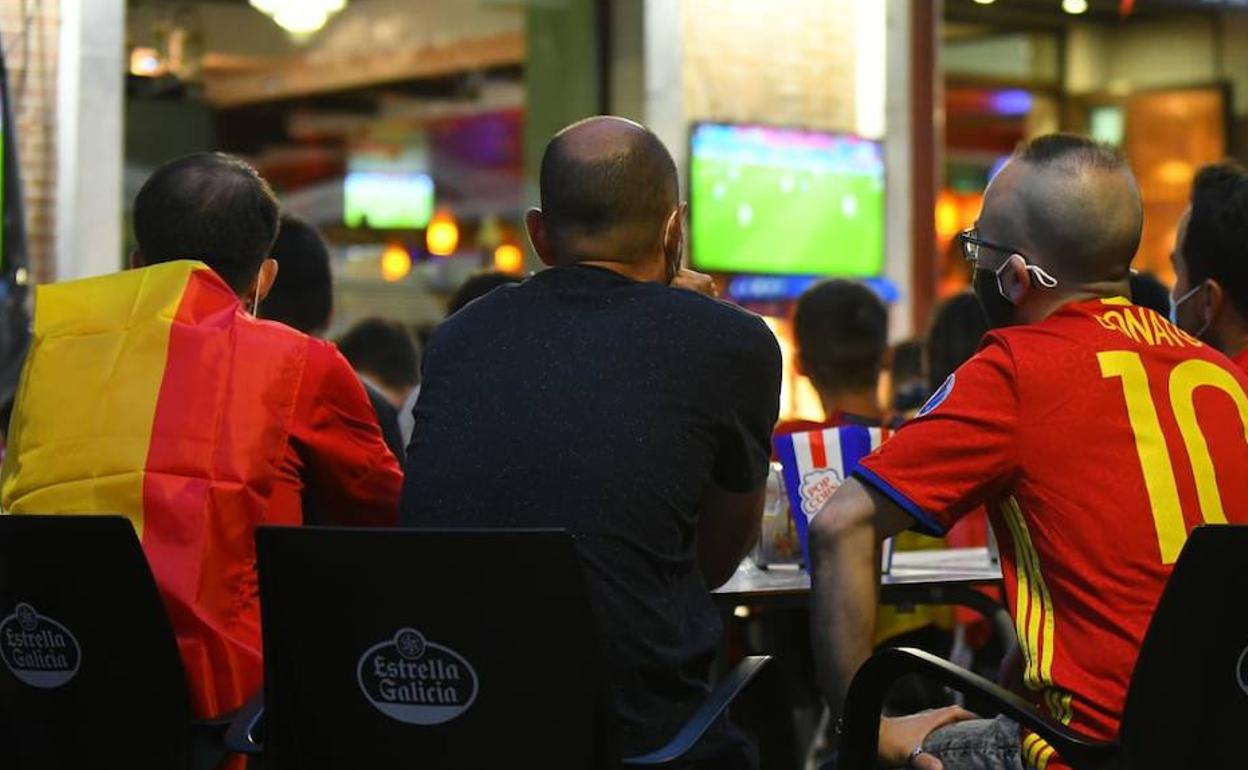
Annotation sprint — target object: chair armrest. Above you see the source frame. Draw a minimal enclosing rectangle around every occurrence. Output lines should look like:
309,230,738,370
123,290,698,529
222,691,264,755
840,648,1120,770
621,655,771,766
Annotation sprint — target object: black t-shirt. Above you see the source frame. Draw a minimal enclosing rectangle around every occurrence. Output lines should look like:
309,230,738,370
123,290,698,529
401,264,781,761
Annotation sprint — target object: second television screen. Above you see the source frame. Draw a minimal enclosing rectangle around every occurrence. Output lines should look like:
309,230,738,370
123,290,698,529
690,123,884,276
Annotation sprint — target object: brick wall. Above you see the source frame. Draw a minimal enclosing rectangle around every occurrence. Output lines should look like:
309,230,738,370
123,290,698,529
1,0,58,284
681,0,857,132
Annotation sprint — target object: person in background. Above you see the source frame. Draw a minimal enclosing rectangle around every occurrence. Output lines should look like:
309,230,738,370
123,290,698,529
447,270,524,317
889,339,929,417
809,134,1248,770
780,280,892,434
337,318,422,447
0,153,401,730
1128,271,1170,319
926,291,988,391
262,214,405,460
1169,160,1248,370
261,213,334,338
402,116,781,768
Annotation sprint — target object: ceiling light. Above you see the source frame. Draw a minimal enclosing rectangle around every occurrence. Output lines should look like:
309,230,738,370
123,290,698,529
249,0,346,38
973,0,996,5
1062,0,1089,14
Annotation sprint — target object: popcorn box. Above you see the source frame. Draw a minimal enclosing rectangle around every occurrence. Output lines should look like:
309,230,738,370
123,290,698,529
774,424,895,572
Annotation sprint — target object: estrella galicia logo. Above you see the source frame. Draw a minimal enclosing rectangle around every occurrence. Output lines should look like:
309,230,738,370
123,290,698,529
357,628,479,725
0,603,82,688
917,374,956,418
1237,643,1248,698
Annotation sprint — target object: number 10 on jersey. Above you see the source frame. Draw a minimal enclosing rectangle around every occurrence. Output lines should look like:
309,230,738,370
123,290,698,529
1099,351,1248,564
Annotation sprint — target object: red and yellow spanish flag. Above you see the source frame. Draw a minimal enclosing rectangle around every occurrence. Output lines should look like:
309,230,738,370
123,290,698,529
1,260,310,717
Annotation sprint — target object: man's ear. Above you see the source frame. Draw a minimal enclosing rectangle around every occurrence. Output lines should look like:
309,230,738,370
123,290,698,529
663,203,687,263
793,347,808,378
129,249,145,269
525,208,556,267
998,254,1032,304
254,258,279,302
1203,278,1225,325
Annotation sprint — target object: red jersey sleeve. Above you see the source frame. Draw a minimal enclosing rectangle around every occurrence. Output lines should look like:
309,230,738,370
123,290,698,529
855,335,1020,536
290,341,402,526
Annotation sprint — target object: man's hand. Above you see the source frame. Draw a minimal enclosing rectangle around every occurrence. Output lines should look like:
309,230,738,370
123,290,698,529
877,707,977,769
671,268,718,297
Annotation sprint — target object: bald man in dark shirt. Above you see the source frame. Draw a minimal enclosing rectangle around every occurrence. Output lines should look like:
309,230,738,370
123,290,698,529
402,117,781,768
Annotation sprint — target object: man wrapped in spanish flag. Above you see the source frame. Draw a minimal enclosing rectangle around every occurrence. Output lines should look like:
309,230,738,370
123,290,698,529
0,153,402,720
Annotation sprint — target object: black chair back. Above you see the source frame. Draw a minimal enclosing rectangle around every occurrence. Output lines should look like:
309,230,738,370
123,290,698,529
256,526,611,769
1120,525,1248,769
0,514,193,769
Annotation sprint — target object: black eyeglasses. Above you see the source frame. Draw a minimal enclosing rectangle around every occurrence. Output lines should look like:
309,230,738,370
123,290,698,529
956,228,1023,263
956,228,1059,288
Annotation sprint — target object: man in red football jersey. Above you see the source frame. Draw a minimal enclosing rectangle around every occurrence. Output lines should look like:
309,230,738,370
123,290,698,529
1169,161,1248,372
808,134,1248,770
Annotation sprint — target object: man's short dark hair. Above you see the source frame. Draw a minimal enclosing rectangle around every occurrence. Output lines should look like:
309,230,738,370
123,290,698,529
447,271,522,317
539,118,679,262
1016,133,1127,171
1129,271,1172,318
794,279,888,394
336,318,420,390
1012,133,1142,281
262,214,333,334
133,152,280,296
1185,161,1248,318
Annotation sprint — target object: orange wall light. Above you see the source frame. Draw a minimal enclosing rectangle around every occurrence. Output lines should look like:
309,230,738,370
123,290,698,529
935,191,962,244
426,209,460,257
380,242,412,283
493,243,524,274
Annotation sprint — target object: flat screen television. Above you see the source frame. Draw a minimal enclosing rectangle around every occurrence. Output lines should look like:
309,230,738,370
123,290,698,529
344,146,434,230
690,122,885,276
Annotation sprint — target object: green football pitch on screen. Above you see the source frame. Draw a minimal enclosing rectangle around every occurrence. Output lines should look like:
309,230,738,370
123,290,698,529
344,171,434,231
690,124,885,276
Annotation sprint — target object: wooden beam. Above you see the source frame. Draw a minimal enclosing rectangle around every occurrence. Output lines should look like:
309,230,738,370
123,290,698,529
910,0,940,334
202,32,525,108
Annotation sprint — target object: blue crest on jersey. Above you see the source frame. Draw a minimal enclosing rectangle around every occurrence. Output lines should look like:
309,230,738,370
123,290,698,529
917,374,955,418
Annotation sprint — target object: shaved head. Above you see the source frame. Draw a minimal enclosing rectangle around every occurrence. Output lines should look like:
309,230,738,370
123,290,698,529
980,134,1142,283
538,116,679,263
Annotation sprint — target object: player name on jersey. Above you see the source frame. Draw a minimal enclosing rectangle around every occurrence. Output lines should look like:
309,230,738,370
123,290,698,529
1094,305,1201,348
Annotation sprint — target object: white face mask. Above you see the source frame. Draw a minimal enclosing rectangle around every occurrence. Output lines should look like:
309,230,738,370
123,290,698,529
251,284,262,317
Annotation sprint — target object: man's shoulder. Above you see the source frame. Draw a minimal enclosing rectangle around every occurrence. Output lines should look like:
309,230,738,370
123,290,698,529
978,309,1089,363
240,315,319,355
427,281,523,341
665,288,777,343
239,317,358,388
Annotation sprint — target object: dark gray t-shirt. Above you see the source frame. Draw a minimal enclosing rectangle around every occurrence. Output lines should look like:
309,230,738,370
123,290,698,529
401,264,781,761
